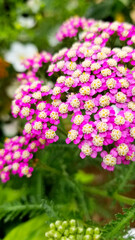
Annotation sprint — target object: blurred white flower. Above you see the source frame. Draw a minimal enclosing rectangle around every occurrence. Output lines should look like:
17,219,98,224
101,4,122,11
112,105,120,115
124,228,135,239
4,42,38,72
27,0,41,13
6,80,20,98
46,81,54,88
17,16,36,29
48,28,59,47
67,0,78,10
2,120,19,137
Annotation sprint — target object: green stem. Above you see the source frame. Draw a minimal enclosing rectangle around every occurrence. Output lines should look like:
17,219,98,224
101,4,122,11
117,163,134,192
0,204,43,212
65,178,90,220
38,162,60,175
47,143,76,148
84,186,135,205
0,142,4,148
57,127,67,137
113,193,135,205
36,172,43,199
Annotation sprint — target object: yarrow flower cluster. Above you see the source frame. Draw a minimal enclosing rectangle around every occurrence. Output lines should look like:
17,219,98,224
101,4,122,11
1,16,135,182
0,51,53,182
56,16,135,46
22,51,52,72
45,219,101,240
47,29,135,172
56,16,95,41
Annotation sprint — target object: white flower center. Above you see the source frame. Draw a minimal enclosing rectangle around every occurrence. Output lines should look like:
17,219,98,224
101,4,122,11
99,96,110,107
114,115,125,125
32,91,42,99
21,107,30,117
22,150,30,158
84,100,95,111
79,73,90,83
41,86,50,92
96,122,108,132
45,129,56,139
130,127,135,138
68,130,78,141
50,111,59,120
119,78,129,88
128,102,135,111
37,102,46,111
57,76,66,83
101,68,111,77
25,123,32,133
117,143,129,156
106,78,116,89
99,109,110,118
80,86,90,96
82,59,91,68
59,103,68,114
103,154,116,166
91,79,102,89
67,62,76,71
111,129,121,141
82,124,93,134
81,143,92,156
70,98,80,108
38,111,47,119
65,77,74,87
115,92,126,103
33,121,42,130
73,115,84,125
91,63,101,71
22,95,31,103
53,87,61,95
124,112,134,122
93,135,104,146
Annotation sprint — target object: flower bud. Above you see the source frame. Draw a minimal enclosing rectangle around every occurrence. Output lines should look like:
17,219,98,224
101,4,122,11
69,219,76,226
77,227,84,234
86,228,93,235
55,220,62,228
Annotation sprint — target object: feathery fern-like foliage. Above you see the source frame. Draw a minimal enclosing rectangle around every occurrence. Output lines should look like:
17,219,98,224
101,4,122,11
102,204,135,240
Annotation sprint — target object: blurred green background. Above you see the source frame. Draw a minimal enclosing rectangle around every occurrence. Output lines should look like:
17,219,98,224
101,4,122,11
0,0,135,239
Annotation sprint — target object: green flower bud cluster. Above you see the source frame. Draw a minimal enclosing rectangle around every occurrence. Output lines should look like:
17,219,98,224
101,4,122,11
45,219,101,240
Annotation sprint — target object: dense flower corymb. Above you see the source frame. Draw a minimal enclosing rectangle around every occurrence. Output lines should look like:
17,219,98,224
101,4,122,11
45,219,101,240
47,37,135,172
1,16,135,182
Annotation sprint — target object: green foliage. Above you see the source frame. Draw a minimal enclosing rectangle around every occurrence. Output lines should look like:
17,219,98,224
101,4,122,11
0,185,25,204
0,201,44,222
102,205,135,239
104,163,135,194
86,0,132,22
4,214,48,240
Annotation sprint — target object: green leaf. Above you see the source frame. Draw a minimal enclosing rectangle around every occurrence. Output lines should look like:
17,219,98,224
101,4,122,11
0,185,26,204
0,202,44,222
75,170,95,184
102,204,135,239
86,0,114,19
4,214,48,240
